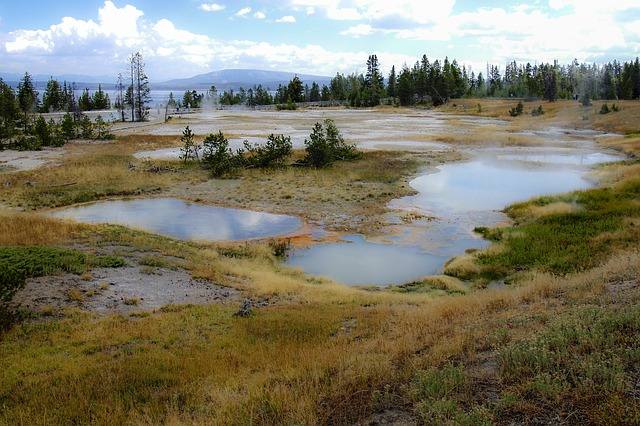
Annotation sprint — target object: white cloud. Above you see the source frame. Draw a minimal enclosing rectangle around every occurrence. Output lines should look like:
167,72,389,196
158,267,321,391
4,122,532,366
276,15,297,23
0,1,410,79
253,11,266,19
340,24,374,37
235,7,252,17
199,3,225,12
289,0,454,24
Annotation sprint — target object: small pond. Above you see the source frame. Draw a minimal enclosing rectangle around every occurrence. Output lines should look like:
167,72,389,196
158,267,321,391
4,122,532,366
49,198,302,241
287,147,624,286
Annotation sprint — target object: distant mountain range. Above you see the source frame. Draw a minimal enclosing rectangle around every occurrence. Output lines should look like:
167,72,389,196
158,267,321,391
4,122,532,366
155,69,332,90
0,69,332,91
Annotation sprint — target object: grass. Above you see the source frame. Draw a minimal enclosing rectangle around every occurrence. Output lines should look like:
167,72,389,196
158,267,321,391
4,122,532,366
1,105,640,424
450,169,640,282
169,149,434,233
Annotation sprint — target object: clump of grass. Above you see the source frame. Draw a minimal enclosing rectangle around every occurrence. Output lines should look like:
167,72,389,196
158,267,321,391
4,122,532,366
468,175,640,280
0,246,125,306
66,289,84,303
498,307,640,422
393,275,467,295
123,298,140,306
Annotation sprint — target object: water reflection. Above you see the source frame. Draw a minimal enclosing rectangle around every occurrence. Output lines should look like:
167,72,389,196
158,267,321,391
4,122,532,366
288,149,622,286
49,198,302,241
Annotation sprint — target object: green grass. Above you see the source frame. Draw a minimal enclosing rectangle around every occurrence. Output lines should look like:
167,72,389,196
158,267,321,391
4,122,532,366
474,175,640,279
0,246,125,304
498,307,640,423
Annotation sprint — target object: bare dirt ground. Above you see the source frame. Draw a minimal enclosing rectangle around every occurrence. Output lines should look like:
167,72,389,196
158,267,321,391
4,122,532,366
11,245,241,315
0,148,63,172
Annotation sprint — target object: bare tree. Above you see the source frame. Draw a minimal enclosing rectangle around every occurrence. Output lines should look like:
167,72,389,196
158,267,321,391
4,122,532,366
128,52,151,122
115,73,126,122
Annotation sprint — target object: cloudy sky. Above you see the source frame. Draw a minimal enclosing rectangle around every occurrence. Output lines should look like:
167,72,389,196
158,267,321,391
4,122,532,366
0,0,639,81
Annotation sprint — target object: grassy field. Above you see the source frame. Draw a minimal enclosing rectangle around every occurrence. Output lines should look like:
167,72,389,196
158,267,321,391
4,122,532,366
1,101,639,424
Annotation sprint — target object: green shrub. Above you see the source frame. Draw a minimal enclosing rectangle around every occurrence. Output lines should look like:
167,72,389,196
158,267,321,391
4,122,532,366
304,119,360,167
94,115,114,140
243,134,292,168
33,115,51,146
201,131,241,177
179,125,200,162
531,105,544,116
60,113,76,141
508,102,524,117
14,135,41,151
79,114,94,139
600,103,610,114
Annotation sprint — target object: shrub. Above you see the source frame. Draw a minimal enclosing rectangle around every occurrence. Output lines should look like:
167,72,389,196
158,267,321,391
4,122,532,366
276,97,297,111
48,119,65,147
179,125,200,162
611,103,620,112
304,119,360,167
14,135,41,151
201,131,241,177
60,113,76,141
79,114,94,138
531,105,544,116
33,115,51,146
600,103,610,114
508,101,524,117
94,115,114,140
243,134,292,168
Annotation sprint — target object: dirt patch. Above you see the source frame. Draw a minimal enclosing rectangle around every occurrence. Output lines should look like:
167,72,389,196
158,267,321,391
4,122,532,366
0,148,63,172
13,265,240,315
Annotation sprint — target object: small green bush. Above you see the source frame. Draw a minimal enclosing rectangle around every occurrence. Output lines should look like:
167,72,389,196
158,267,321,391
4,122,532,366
201,131,242,177
508,102,524,117
304,119,360,167
531,105,544,116
243,134,292,168
179,125,200,162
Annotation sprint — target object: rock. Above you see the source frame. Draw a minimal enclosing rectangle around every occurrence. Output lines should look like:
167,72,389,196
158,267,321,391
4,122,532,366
233,299,253,317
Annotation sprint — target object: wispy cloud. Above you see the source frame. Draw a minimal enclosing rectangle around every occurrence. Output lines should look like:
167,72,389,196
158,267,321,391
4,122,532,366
199,3,225,12
235,7,252,17
276,15,296,23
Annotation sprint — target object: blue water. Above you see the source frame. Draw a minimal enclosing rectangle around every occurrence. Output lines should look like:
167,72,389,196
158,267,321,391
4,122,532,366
49,198,302,241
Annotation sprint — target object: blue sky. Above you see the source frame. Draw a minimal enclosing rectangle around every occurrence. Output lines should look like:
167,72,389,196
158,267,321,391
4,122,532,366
0,0,639,80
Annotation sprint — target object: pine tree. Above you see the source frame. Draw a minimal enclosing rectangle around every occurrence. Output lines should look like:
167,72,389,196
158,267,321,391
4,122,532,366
309,82,321,102
0,79,18,140
42,78,62,112
387,65,397,98
287,76,304,103
78,89,93,111
92,84,110,110
397,65,414,106
17,72,38,129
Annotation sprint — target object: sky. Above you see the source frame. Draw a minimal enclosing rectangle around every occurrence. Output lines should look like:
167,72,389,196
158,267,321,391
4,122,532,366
0,0,639,81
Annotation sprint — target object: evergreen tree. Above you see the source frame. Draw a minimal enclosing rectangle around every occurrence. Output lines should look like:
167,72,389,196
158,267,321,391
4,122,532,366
397,65,414,106
17,72,38,128
309,82,321,102
60,113,76,141
78,89,93,111
363,54,384,106
0,79,18,140
42,78,62,112
387,65,397,98
287,76,304,103
92,84,111,110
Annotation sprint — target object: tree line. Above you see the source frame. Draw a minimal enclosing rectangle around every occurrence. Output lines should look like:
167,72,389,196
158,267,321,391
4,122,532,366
212,55,640,108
